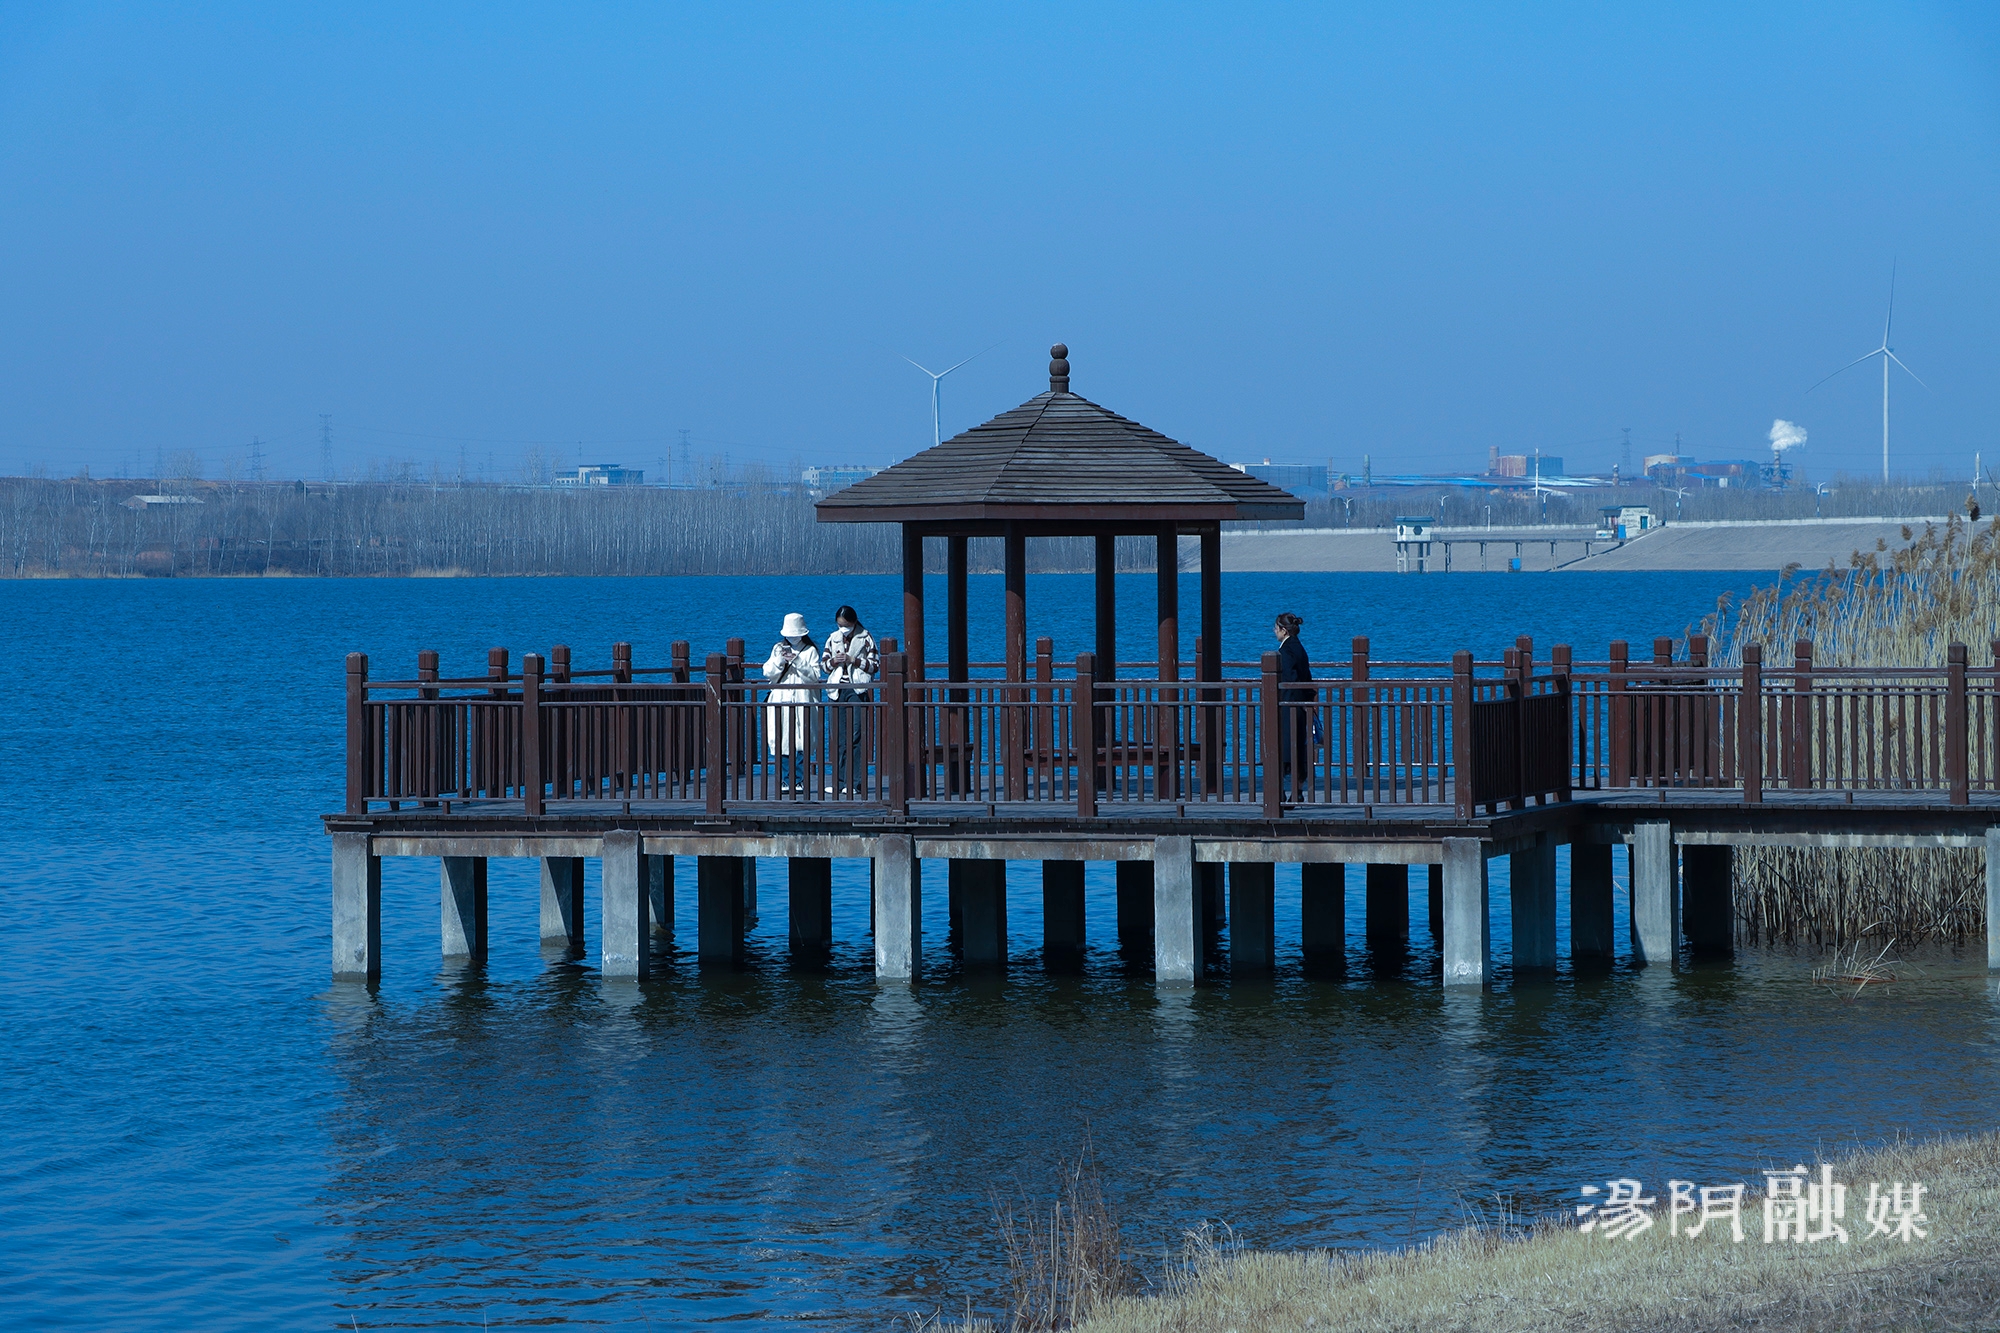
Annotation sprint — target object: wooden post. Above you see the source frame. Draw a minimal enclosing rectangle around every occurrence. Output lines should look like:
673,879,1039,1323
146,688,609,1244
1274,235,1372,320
550,643,571,684
345,652,368,815
1156,525,1180,801
1609,640,1631,788
1740,644,1762,804
1452,650,1474,819
1791,640,1812,790
418,649,439,698
522,652,544,815
705,652,726,816
487,646,508,698
1949,642,1969,805
902,525,926,681
670,640,689,684
1005,524,1027,801
1351,637,1369,804
1553,644,1574,802
1200,524,1221,685
725,637,745,682
947,535,969,688
1505,647,1525,810
1094,533,1116,682
613,641,633,685
883,651,908,815
1076,652,1098,818
1261,651,1282,818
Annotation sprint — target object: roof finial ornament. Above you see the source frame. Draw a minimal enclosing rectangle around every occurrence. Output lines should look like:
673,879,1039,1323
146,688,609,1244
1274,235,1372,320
1049,343,1069,394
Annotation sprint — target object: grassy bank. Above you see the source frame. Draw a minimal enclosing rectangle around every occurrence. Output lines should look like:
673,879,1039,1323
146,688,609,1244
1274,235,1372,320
1018,1134,1997,1333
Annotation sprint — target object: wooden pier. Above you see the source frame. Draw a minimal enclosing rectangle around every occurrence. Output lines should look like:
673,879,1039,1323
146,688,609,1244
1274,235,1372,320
321,348,2000,983
324,633,2000,984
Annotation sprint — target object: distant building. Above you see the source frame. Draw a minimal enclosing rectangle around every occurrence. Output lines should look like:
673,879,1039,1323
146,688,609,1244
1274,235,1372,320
1232,461,1326,494
1596,505,1656,539
1493,454,1564,478
554,463,644,487
1644,456,1762,489
802,465,879,497
120,493,204,509
1394,515,1435,573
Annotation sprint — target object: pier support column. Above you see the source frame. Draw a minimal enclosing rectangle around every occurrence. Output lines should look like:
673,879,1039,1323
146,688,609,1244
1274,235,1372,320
1042,861,1086,969
1200,863,1226,927
1427,864,1443,946
1153,836,1200,985
332,832,381,980
697,855,747,964
440,856,488,960
1682,845,1734,959
952,860,1007,966
1441,838,1489,987
1116,861,1154,949
742,858,758,924
788,857,833,954
647,854,674,936
1987,828,2000,972
1228,862,1275,973
1509,833,1557,972
601,830,648,978
1301,862,1345,968
1570,842,1615,964
873,835,920,982
540,857,585,947
1631,822,1679,968
1365,864,1409,952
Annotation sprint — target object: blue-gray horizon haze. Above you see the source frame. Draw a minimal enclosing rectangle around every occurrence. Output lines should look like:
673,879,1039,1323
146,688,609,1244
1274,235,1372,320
0,4,1996,484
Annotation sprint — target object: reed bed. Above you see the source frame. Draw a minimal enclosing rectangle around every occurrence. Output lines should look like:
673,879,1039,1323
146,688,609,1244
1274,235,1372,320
1691,516,1998,945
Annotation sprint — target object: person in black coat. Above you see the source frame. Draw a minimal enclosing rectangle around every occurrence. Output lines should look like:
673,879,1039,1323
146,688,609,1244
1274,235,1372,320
1274,612,1313,792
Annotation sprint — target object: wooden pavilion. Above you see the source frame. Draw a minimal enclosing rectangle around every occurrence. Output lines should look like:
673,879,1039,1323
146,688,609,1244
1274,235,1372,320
814,344,1304,682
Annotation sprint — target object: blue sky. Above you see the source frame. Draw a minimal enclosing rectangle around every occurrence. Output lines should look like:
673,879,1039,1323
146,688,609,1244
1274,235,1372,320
1,3,1995,484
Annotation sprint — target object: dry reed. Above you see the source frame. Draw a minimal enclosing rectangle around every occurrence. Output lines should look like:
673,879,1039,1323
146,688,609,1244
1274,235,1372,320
1690,515,1998,946
988,1140,1137,1331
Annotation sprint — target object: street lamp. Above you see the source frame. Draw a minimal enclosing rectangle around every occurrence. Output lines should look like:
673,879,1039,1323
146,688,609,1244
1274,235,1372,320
1815,483,1830,518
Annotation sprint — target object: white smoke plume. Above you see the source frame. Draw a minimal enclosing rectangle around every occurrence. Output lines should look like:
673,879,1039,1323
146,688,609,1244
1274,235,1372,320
1769,419,1808,453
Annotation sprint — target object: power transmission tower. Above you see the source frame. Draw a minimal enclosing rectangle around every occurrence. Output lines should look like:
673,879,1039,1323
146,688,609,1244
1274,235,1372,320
320,414,334,481
249,436,265,481
679,428,692,488
1621,427,1632,480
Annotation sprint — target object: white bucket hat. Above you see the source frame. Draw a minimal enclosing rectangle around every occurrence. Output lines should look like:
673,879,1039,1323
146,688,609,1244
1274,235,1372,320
781,612,809,638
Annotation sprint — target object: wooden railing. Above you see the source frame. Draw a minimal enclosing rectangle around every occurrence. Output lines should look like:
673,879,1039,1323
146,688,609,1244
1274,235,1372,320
343,635,2000,819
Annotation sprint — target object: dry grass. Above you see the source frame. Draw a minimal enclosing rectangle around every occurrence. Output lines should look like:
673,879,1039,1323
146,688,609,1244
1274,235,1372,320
1051,1133,2000,1333
1734,846,1985,948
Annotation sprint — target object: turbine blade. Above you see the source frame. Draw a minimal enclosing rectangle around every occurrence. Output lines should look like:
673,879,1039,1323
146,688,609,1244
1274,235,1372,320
1885,349,1929,391
936,340,1004,380
1806,348,1882,393
1884,260,1897,345
901,354,941,379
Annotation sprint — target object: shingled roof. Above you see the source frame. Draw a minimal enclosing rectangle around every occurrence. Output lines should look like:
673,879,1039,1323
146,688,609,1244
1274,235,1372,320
815,345,1304,525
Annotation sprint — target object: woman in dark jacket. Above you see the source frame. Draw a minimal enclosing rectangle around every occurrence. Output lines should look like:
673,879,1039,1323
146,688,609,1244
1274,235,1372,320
1274,612,1313,793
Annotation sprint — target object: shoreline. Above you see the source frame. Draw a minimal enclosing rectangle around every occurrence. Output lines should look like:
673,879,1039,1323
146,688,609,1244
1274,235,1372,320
1054,1132,2000,1333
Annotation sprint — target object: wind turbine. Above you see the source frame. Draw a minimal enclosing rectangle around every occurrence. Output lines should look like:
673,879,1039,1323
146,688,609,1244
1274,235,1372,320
902,343,998,448
1808,266,1928,484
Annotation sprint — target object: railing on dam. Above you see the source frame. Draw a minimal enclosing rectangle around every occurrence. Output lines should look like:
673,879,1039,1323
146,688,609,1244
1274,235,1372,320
343,635,2000,821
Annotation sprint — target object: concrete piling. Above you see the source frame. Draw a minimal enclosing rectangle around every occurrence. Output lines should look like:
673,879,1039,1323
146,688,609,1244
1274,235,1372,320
332,832,381,981
1041,861,1086,968
647,854,674,936
951,859,1008,965
696,855,747,964
539,856,585,947
601,830,648,978
1228,862,1275,973
439,855,487,960
1441,837,1489,987
1682,844,1734,959
1570,842,1615,963
1300,861,1345,967
873,835,920,982
742,858,758,923
788,857,833,954
1509,833,1557,972
1365,863,1410,953
1631,822,1679,967
1987,828,2000,972
1115,861,1154,949
1426,863,1443,946
1153,836,1200,985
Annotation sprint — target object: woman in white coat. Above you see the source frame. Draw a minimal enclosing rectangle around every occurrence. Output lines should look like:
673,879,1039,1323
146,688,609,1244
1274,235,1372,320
762,612,824,793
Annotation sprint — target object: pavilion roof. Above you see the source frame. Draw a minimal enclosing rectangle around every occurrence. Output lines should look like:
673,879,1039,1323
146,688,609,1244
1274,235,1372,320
814,346,1305,526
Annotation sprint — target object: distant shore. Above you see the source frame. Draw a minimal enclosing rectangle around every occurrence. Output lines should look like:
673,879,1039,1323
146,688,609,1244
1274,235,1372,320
1221,516,1948,574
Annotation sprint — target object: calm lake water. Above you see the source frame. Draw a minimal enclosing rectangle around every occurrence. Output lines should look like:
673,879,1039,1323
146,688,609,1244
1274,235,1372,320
4,571,1997,1330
